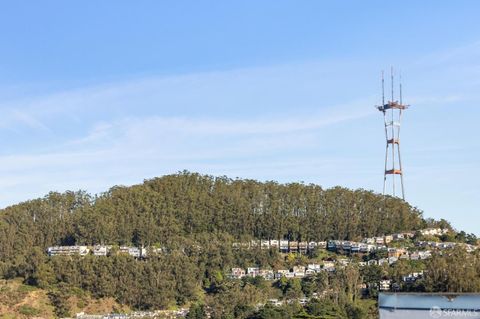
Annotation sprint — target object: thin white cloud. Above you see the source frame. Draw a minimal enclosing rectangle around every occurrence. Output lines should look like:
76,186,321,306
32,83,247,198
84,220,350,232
0,109,50,131
0,99,369,171
414,40,480,67
0,93,373,207
1,40,480,236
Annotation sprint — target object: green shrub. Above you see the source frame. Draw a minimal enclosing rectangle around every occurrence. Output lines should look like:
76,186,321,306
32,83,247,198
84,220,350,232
18,305,40,316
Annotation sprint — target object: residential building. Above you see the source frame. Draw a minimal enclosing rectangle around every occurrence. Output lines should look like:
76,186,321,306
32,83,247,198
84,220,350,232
378,258,389,266
230,268,246,279
280,240,289,253
403,272,423,283
275,269,289,279
250,240,260,248
247,267,260,277
270,240,279,248
289,241,299,252
119,246,141,258
260,240,270,250
418,251,431,260
384,235,393,244
307,263,321,271
47,246,90,256
410,252,420,260
337,258,350,266
267,299,283,307
298,298,308,305
317,241,327,249
292,266,305,277
388,248,407,258
379,280,391,291
92,245,111,256
392,233,405,241
327,240,338,251
363,237,375,244
341,241,352,252
299,241,308,253
259,269,274,280
351,243,360,253
420,228,448,236
305,269,316,276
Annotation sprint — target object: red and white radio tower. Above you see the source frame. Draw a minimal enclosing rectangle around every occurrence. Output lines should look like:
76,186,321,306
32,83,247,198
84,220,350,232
377,68,409,200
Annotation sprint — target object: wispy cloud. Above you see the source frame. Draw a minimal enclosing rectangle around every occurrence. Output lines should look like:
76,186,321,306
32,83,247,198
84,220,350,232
0,97,370,177
1,42,480,236
416,40,480,66
0,109,50,131
0,93,374,207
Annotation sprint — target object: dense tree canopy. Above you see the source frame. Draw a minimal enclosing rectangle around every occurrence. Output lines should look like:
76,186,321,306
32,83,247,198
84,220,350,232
0,171,430,314
0,172,423,253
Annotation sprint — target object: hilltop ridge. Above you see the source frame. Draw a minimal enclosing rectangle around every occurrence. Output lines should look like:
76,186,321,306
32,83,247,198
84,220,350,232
0,171,428,249
0,171,462,317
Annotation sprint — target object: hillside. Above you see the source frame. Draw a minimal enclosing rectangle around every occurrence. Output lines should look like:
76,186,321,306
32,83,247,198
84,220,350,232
0,171,425,249
0,172,461,318
0,279,128,319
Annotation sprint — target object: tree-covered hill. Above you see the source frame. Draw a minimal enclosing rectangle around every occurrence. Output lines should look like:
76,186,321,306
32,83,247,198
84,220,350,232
0,171,424,252
0,171,435,316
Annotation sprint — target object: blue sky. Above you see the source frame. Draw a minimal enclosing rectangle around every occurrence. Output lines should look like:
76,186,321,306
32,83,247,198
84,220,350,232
0,1,479,234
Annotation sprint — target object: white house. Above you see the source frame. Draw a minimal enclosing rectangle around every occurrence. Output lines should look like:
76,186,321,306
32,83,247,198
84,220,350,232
420,228,448,236
247,267,260,277
92,245,111,256
379,280,391,291
47,246,90,256
307,263,321,271
230,268,246,279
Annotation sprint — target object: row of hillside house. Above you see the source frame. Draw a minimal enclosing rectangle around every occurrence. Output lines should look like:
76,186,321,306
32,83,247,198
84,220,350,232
327,240,379,254
362,236,393,245
363,257,400,267
358,231,416,245
409,250,432,260
362,231,420,244
47,245,142,257
419,227,449,236
229,263,336,281
230,229,457,255
361,232,415,245
267,296,313,307
327,237,442,256
375,272,425,292
416,241,455,249
74,309,188,319
416,240,477,252
232,240,327,253
357,250,431,267
415,240,457,250
391,232,416,240
47,246,90,256
47,245,163,258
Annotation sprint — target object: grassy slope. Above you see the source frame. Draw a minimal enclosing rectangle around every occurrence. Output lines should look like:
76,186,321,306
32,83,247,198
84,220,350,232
0,279,129,319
